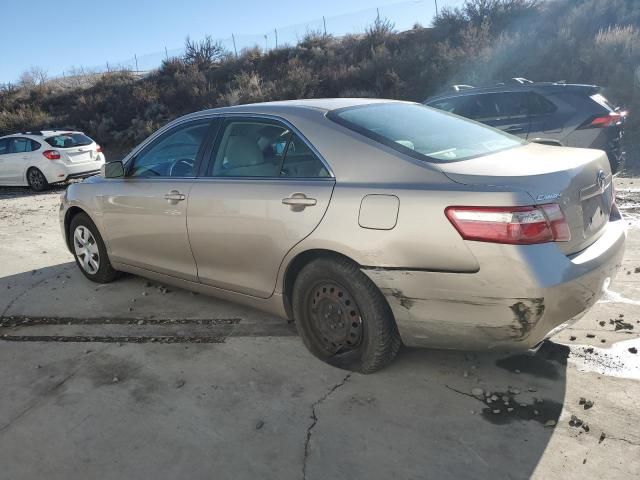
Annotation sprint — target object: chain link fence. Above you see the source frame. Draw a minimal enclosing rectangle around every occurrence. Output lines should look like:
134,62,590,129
51,1,466,79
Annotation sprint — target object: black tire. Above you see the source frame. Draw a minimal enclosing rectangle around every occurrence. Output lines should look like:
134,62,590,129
69,213,120,283
27,167,48,192
292,256,402,373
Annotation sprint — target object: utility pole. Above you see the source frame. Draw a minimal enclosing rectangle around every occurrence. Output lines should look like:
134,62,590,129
275,28,278,49
435,0,439,17
264,34,268,53
322,15,327,36
165,46,169,61
231,34,238,58
134,54,139,73
377,8,380,23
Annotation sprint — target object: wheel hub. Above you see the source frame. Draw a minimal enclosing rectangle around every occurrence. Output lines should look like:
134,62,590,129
73,226,100,275
308,282,363,354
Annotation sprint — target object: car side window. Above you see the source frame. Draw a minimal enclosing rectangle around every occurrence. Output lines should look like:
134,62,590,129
209,120,291,177
492,93,529,120
528,92,557,115
9,138,31,153
463,94,501,120
281,134,329,178
128,121,210,178
429,97,469,115
0,139,9,155
30,140,41,151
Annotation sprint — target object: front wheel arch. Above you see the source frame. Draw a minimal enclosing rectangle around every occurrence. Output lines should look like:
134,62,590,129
64,206,93,253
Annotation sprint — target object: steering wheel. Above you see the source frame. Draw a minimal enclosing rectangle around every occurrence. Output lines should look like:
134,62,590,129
169,158,194,177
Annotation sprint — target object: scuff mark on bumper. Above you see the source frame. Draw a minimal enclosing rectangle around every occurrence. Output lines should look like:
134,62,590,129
510,299,545,339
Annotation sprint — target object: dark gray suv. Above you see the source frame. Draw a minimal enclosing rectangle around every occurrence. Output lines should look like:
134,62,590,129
424,79,627,173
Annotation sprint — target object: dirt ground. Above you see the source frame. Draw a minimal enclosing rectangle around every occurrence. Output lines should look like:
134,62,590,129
0,179,639,480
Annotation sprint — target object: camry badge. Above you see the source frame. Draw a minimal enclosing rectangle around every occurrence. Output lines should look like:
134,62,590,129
536,193,561,201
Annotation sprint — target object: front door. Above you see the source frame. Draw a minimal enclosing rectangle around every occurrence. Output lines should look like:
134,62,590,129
100,119,214,281
1,137,32,184
188,117,335,298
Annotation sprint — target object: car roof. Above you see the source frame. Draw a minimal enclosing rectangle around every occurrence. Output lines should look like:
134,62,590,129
425,82,600,103
179,98,409,120
0,129,84,140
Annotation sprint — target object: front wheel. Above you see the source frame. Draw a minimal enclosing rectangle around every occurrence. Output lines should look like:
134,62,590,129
70,213,120,283
292,257,402,373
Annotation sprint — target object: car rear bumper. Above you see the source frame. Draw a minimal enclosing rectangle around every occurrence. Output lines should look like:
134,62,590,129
363,216,626,351
43,158,105,183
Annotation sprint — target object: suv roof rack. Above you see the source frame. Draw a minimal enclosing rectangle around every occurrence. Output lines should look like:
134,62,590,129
510,77,533,84
19,130,44,136
451,84,475,92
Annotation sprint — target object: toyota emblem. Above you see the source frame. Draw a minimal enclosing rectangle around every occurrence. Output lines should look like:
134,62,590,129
596,169,606,190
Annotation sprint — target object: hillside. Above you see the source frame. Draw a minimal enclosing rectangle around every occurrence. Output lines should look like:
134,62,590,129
1,0,639,168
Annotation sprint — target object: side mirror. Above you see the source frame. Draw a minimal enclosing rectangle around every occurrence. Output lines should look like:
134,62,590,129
102,161,125,178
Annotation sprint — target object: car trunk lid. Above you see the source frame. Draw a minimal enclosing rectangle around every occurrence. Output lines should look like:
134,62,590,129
60,146,96,163
438,143,613,255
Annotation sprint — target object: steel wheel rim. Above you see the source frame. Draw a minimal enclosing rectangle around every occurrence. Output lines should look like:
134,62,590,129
307,281,363,355
28,170,44,189
73,226,100,274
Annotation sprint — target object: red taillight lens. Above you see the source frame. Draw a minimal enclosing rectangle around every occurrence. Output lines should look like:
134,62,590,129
42,150,61,160
96,145,102,153
445,204,571,245
582,112,623,129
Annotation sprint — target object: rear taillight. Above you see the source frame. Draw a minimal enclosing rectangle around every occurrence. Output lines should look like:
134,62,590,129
42,150,61,160
96,145,102,153
445,204,571,245
580,112,623,129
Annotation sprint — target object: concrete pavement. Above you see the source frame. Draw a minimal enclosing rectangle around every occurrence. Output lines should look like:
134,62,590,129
0,181,638,479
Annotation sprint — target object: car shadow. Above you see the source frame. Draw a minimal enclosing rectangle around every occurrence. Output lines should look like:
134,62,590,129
0,262,567,479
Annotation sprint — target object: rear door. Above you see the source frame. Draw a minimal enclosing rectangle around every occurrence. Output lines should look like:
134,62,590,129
100,119,215,281
429,92,531,137
526,92,562,140
187,116,335,298
467,92,531,137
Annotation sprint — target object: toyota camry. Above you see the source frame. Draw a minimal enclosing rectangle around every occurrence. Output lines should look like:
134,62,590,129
59,99,625,373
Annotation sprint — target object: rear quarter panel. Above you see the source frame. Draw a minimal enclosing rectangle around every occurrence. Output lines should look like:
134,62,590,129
275,180,533,292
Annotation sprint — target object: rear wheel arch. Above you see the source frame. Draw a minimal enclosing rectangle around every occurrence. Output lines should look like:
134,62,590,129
283,250,355,318
282,249,394,323
26,167,48,191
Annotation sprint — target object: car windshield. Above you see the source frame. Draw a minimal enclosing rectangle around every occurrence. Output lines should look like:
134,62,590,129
45,133,94,148
328,102,524,162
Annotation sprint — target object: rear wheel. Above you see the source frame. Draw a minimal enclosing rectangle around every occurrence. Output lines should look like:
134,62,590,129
70,213,120,283
292,256,402,373
27,168,48,192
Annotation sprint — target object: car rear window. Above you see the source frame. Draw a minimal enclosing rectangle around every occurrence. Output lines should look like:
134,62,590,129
45,133,94,148
590,93,616,112
328,102,524,162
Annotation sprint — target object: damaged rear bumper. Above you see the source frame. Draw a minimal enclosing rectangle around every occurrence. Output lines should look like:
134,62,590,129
363,218,626,351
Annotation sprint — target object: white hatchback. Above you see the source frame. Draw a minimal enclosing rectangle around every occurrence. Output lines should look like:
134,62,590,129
0,130,105,191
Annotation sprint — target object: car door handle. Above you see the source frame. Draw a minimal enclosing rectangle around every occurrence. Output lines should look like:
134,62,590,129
282,193,317,210
164,190,186,202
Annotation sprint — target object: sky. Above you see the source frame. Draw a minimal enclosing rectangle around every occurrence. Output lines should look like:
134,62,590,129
0,0,465,84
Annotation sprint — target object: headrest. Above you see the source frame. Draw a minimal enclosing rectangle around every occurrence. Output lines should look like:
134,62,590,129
224,136,264,168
